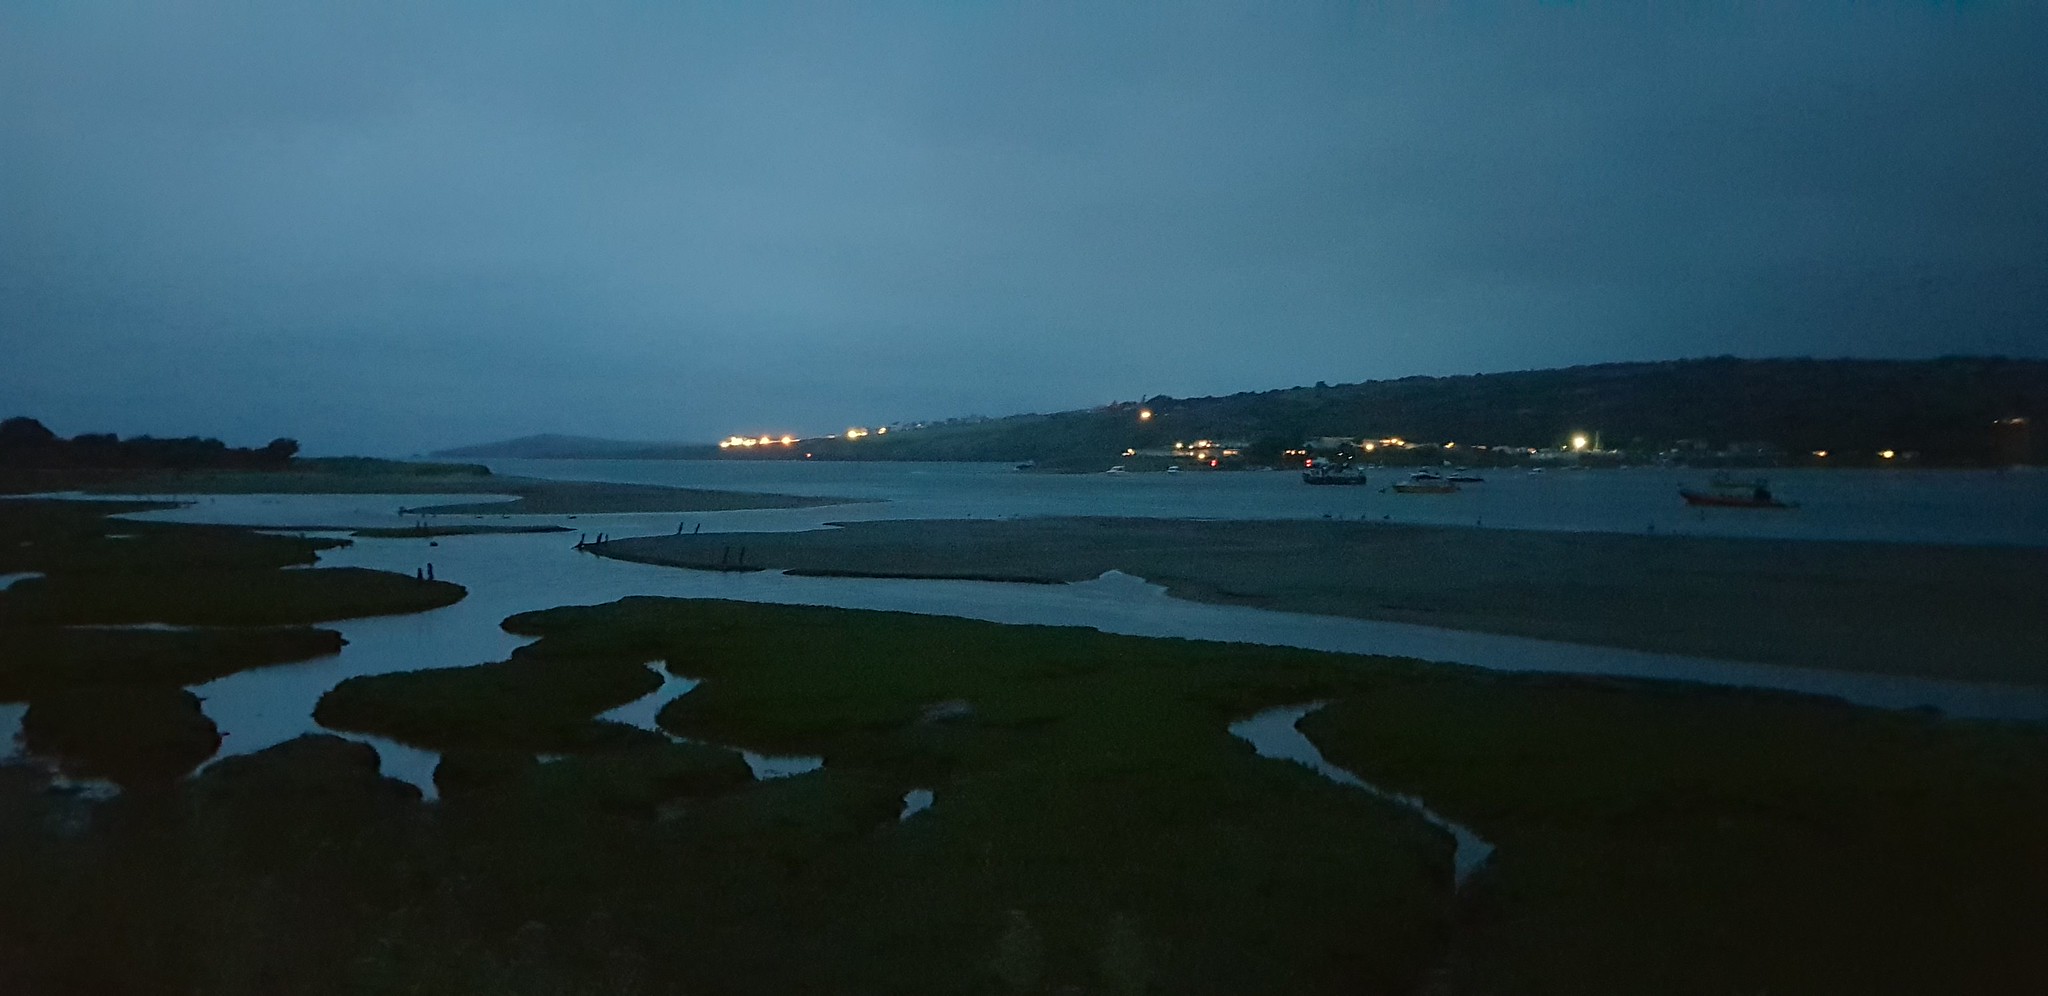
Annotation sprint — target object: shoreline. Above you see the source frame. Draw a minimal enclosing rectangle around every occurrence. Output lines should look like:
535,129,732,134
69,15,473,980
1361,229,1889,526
1,466,864,516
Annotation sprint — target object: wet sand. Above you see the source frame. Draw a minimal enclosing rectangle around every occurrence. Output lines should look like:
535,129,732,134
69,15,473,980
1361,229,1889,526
2,467,857,515
598,517,2048,685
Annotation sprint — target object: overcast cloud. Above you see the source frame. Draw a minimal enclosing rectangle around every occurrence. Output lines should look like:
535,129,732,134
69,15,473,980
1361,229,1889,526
4,3,2044,454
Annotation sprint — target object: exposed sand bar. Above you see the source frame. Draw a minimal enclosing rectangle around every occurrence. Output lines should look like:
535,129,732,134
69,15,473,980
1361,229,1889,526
5,468,858,515
598,517,2048,685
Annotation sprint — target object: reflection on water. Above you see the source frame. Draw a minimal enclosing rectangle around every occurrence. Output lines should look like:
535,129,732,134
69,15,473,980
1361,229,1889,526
596,666,700,729
1231,703,1493,886
899,788,934,821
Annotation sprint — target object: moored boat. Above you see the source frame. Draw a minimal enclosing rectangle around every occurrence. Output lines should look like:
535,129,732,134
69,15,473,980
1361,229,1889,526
1391,472,1459,494
1680,476,1795,509
1301,460,1369,485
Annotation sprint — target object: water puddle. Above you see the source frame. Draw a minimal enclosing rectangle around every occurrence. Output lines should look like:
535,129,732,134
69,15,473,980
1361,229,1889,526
1230,703,1493,886
899,788,935,821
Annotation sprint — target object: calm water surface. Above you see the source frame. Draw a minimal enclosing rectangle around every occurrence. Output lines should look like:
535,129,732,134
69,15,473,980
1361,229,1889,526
487,459,2048,547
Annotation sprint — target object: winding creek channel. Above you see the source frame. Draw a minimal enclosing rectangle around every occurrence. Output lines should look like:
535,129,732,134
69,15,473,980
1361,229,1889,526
5,494,2044,819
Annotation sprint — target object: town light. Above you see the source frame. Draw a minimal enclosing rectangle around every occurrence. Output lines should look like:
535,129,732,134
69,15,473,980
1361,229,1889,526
1571,434,1590,451
1812,450,1828,458
1880,449,1896,460
1139,408,1153,421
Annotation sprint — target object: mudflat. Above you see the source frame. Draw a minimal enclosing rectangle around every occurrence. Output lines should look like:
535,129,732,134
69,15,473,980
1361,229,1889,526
598,517,2048,684
0,464,855,515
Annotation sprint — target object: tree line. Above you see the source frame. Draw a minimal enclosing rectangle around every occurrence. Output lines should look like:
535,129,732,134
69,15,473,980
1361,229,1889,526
0,417,300,470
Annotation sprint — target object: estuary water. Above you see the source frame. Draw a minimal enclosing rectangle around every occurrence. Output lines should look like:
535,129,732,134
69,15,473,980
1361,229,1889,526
5,478,2044,796
484,459,2048,548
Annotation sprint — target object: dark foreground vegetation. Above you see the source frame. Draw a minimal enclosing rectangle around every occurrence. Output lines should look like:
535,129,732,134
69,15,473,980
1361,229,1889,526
0,498,465,786
1302,681,2048,993
4,596,2037,993
0,626,342,700
0,416,300,471
596,517,2048,685
2,496,2041,992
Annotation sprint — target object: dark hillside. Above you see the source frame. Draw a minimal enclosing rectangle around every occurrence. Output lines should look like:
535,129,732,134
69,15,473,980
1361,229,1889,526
435,357,2048,467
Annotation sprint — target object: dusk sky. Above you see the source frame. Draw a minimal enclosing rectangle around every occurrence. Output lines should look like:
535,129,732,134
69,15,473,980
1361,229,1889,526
5,4,2044,455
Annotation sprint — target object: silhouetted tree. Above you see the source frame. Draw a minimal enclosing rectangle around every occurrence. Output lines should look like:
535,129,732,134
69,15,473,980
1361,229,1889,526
0,416,310,471
0,416,56,447
261,438,301,466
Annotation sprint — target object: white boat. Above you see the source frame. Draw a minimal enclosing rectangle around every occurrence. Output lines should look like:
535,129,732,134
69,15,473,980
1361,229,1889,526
1301,459,1368,485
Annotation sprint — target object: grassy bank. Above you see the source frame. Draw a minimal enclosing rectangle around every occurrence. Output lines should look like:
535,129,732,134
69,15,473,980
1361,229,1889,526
597,517,2048,684
317,597,1459,993
20,685,221,788
0,498,463,798
2,594,2043,992
0,626,342,701
0,567,462,627
1300,677,2048,993
316,650,664,752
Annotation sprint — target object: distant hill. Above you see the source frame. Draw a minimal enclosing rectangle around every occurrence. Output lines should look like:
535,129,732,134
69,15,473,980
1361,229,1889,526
439,357,2048,468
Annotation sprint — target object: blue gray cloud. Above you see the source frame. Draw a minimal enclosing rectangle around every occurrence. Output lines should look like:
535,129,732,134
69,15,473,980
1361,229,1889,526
4,3,2043,453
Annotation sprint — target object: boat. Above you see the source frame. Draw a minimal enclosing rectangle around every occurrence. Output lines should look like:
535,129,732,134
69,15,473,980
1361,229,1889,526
1301,460,1368,485
1447,470,1485,483
1408,470,1445,481
1165,465,1181,474
1104,465,1128,474
1679,476,1796,509
1391,472,1459,494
